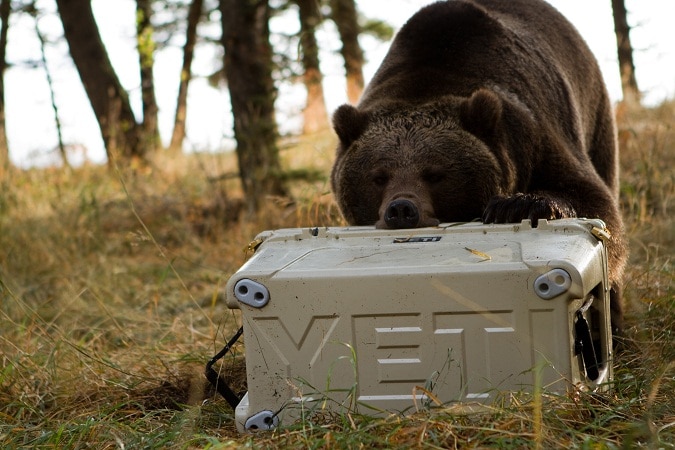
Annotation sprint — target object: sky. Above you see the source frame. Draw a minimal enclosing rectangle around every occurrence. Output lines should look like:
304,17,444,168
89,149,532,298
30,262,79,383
4,0,674,167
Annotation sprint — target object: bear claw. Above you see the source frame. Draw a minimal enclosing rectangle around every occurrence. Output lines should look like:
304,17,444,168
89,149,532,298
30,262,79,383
482,193,576,227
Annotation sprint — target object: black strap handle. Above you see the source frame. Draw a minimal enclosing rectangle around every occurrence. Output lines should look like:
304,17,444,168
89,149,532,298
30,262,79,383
205,326,244,409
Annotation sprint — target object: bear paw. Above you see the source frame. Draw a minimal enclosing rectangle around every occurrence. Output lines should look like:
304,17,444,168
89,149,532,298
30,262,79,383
482,193,576,227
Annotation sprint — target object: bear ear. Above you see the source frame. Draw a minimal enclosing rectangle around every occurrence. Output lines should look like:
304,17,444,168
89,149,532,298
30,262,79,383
459,88,503,140
333,104,369,149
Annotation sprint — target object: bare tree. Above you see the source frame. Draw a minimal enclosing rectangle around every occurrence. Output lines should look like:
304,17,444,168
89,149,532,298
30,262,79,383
33,7,70,168
136,0,162,151
169,0,203,153
330,0,363,104
220,0,287,215
611,0,640,106
0,0,10,173
56,0,144,163
296,0,329,134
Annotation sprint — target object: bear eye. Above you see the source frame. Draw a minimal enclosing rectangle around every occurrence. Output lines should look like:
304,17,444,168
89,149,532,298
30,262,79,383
423,171,445,184
371,172,389,186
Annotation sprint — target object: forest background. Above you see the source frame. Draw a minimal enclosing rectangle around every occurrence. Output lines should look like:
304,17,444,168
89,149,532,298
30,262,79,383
1,0,674,169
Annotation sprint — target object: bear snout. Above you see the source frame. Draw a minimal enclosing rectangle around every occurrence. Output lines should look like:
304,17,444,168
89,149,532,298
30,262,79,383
384,198,420,229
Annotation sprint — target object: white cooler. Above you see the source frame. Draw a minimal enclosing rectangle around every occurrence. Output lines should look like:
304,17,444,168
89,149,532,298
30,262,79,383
225,218,613,433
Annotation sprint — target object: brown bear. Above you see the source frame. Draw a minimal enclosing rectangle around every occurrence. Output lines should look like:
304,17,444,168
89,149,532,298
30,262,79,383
330,0,627,333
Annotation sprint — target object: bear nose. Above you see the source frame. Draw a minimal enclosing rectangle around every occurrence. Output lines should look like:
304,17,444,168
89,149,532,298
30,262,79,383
384,199,420,229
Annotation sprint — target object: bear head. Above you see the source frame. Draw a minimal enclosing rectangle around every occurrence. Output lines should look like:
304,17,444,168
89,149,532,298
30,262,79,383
331,89,521,229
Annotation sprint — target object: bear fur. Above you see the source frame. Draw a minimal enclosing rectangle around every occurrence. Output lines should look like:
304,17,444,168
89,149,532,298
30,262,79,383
330,0,627,333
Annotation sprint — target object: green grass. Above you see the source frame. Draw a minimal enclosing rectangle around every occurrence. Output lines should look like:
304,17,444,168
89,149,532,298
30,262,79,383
1,106,673,448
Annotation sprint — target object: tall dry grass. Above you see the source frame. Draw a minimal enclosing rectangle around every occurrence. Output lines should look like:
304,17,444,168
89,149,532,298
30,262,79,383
0,105,672,448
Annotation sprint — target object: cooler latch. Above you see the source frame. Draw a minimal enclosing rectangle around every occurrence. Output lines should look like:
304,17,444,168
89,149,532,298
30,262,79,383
574,306,600,381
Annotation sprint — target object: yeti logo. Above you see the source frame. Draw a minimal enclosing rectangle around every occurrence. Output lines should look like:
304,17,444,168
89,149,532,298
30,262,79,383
393,236,442,243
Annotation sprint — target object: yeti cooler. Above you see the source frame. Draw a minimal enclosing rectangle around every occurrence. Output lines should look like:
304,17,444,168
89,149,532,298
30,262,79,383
225,218,613,433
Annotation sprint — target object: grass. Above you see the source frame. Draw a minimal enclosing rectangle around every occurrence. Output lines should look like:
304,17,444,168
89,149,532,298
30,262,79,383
0,103,673,448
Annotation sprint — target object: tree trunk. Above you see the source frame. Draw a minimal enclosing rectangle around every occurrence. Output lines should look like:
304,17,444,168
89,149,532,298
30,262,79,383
0,0,10,173
56,0,143,163
136,0,162,151
296,0,329,134
330,0,364,104
169,0,203,154
220,0,287,215
611,0,640,106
